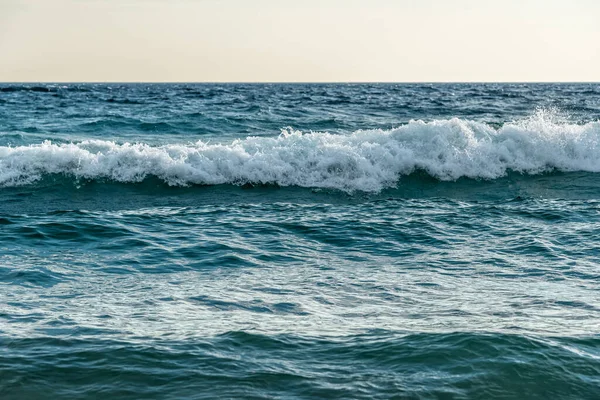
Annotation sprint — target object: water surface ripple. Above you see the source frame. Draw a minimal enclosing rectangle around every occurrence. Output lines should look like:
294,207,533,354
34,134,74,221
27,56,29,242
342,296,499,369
1,83,600,399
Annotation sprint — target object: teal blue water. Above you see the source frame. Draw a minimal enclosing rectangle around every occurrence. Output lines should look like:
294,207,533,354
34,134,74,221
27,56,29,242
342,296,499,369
1,84,600,399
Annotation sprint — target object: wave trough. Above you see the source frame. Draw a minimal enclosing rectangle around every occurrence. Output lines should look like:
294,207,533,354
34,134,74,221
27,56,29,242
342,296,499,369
1,111,599,192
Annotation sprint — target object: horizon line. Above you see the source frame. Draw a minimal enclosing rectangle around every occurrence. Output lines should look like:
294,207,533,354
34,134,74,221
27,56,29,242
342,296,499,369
1,81,599,84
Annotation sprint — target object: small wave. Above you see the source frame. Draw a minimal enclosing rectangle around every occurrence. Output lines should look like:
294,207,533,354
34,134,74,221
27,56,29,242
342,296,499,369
1,111,599,192
0,86,55,93
105,98,145,105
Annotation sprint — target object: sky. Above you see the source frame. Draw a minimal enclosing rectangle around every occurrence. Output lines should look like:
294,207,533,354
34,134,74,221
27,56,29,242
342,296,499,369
0,0,598,82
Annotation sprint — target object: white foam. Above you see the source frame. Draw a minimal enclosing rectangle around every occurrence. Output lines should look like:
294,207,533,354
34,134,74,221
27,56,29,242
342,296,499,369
1,111,599,192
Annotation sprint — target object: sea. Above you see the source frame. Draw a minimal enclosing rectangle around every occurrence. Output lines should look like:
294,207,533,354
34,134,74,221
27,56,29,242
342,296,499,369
1,83,599,399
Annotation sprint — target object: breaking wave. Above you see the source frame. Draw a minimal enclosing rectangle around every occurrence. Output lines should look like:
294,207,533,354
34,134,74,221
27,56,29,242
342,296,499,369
1,111,599,192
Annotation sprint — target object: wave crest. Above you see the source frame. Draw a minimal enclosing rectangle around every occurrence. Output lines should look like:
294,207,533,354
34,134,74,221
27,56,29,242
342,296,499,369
1,111,599,192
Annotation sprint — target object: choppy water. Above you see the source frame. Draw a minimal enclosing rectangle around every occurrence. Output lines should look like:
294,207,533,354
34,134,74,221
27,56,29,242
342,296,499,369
1,83,600,399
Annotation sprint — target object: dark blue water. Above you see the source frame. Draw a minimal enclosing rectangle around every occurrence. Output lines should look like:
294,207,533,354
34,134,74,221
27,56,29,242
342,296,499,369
1,83,600,399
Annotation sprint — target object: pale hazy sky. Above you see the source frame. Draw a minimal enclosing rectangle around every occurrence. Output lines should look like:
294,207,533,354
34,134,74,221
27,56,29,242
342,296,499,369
1,0,598,82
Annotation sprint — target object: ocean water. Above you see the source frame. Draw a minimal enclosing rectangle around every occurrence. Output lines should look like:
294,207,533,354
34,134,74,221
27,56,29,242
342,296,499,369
1,83,599,399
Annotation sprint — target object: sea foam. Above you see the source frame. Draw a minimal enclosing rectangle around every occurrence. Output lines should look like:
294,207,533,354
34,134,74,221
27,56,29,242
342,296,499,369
1,111,599,192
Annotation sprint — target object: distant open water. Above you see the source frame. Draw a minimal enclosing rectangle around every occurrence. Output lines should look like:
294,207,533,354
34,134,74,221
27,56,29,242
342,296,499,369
1,83,599,399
